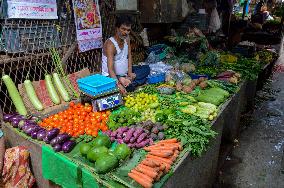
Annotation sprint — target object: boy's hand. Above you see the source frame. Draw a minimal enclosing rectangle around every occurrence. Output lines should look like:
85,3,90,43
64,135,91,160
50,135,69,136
119,77,131,87
117,83,127,96
128,72,136,81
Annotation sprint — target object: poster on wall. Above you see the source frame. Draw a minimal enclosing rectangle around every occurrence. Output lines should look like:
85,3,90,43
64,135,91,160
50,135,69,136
7,0,58,19
72,0,103,52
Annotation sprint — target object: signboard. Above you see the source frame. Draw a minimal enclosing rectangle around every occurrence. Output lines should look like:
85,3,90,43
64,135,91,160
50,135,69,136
72,0,103,52
6,0,58,19
116,0,137,11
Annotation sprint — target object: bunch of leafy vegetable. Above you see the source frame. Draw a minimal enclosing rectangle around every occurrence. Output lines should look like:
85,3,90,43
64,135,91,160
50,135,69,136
163,111,217,157
206,80,240,94
220,57,261,80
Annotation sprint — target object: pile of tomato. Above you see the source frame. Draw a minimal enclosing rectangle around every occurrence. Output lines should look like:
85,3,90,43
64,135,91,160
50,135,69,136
39,102,110,137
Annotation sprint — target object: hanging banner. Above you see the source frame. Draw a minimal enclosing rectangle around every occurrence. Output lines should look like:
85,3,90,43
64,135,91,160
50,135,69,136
6,0,58,19
72,0,103,52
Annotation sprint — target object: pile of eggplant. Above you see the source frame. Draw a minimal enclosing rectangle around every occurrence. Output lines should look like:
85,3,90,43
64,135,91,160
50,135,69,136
3,113,75,153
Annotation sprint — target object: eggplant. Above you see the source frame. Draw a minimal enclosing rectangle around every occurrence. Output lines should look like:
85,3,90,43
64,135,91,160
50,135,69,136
62,140,75,153
31,131,38,139
21,125,30,132
43,135,50,144
3,113,17,122
29,116,40,122
50,134,70,146
53,144,62,152
24,125,40,136
11,119,21,128
10,115,25,122
37,130,46,141
46,128,60,140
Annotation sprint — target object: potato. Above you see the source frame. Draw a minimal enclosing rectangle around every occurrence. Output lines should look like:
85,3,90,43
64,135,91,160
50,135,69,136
182,86,193,94
199,81,208,89
176,82,183,91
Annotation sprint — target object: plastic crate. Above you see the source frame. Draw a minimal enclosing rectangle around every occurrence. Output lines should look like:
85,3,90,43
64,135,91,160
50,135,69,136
77,74,117,96
189,73,210,80
147,73,165,84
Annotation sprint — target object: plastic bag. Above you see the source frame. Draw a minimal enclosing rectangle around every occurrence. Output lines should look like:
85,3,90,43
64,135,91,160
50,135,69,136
149,62,173,75
145,52,160,64
209,8,221,32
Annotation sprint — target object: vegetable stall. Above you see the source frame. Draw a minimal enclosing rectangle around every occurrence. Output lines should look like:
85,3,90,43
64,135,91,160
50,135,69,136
1,44,278,188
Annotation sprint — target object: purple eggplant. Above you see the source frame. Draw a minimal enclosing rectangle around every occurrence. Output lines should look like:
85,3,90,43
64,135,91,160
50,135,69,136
11,119,21,128
10,115,25,122
62,140,75,153
31,131,38,139
50,134,70,146
24,125,40,136
53,144,62,152
3,113,17,122
46,128,60,140
37,130,46,141
43,135,50,144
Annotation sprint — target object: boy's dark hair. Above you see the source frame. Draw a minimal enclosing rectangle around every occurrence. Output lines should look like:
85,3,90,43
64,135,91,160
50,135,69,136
115,14,132,28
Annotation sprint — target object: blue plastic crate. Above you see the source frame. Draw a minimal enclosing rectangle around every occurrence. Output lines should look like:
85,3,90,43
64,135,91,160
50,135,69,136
147,73,165,84
189,73,210,80
77,74,117,96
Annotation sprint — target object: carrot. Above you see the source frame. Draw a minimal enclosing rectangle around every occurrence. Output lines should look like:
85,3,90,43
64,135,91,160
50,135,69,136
155,170,164,181
138,164,158,171
128,172,153,188
159,163,166,172
141,159,158,168
147,154,173,165
170,150,180,161
157,143,182,151
157,138,178,143
149,150,174,158
131,169,154,183
146,157,171,172
135,165,158,179
144,145,178,151
148,148,175,153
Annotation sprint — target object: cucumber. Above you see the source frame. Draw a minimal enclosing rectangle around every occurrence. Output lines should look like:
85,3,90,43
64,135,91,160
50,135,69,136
52,73,71,102
24,80,44,111
45,74,60,105
2,75,27,116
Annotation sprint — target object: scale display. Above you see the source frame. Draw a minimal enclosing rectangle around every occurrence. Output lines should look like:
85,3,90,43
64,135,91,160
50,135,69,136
92,93,123,111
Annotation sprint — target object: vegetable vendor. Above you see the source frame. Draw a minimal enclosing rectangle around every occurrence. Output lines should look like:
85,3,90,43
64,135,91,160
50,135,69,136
102,14,150,95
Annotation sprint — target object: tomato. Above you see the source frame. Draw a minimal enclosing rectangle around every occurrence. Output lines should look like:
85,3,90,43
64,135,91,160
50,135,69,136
70,102,75,108
78,129,85,135
101,125,108,132
85,106,92,113
86,130,92,135
91,130,98,137
106,111,111,116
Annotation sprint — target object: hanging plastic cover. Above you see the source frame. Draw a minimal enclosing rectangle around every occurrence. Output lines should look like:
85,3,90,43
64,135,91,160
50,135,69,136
209,8,221,32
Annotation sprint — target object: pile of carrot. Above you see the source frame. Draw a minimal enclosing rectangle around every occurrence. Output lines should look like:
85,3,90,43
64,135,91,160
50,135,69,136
128,138,182,188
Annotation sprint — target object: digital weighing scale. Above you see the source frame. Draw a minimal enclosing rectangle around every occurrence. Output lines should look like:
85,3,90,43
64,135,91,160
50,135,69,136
77,74,124,112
